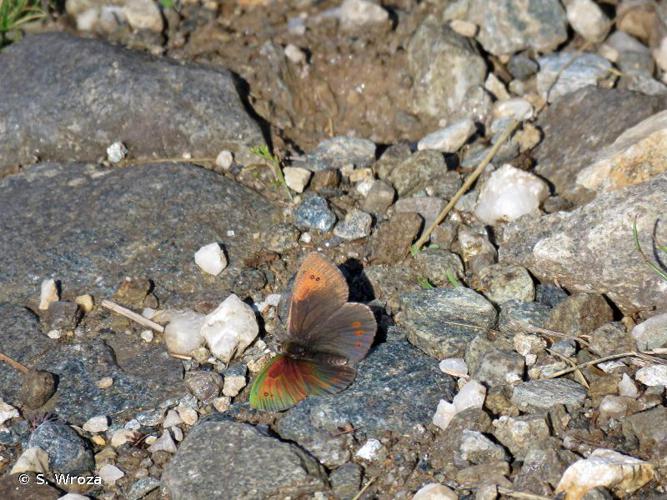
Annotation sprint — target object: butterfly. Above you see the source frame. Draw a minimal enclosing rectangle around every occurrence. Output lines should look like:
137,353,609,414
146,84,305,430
249,252,377,411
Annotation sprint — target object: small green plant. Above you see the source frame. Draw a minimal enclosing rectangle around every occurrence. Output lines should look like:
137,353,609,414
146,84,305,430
159,0,175,9
250,144,292,200
445,268,461,288
633,217,667,282
417,276,435,290
0,0,46,47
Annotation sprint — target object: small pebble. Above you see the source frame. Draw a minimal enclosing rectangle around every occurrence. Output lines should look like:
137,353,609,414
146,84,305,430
339,0,388,31
163,310,206,357
147,431,177,454
106,141,128,163
355,438,384,461
74,294,94,313
222,375,247,397
39,278,59,310
450,19,478,37
295,195,337,232
97,376,114,389
111,429,136,448
215,150,233,170
635,365,667,387
618,373,639,398
10,447,49,474
83,415,109,433
140,329,154,342
438,358,468,378
333,209,373,240
433,380,486,431
417,118,476,153
283,166,312,193
99,463,125,485
0,400,19,426
47,330,62,339
194,242,227,276
201,294,259,363
176,404,198,426
284,44,306,64
162,409,182,428
213,396,232,413
565,0,611,43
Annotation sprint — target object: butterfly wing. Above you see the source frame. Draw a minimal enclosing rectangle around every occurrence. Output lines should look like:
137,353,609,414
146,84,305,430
287,252,348,342
306,302,376,363
249,354,356,412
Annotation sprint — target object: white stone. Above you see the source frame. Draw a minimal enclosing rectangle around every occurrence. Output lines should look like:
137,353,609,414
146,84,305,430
438,358,468,378
599,395,629,420
111,429,136,448
283,167,312,193
355,438,384,460
284,44,306,64
618,373,640,398
162,409,182,428
635,365,667,387
147,431,177,453
123,0,163,32
339,0,388,31
223,375,247,397
433,379,486,431
194,242,227,276
47,329,62,339
493,98,534,122
566,0,611,43
172,426,184,442
556,449,654,499
418,118,476,153
39,279,59,310
75,294,94,313
0,400,19,427
485,73,510,100
58,494,90,500
10,447,49,474
201,294,259,363
631,313,667,351
106,142,128,163
74,7,99,31
300,232,312,244
215,150,234,170
513,333,547,357
356,179,375,197
164,310,206,357
412,482,458,500
474,164,549,225
99,463,125,485
140,329,154,342
83,415,109,433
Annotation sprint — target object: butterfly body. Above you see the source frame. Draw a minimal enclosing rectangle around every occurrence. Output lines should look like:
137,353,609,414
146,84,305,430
249,253,376,412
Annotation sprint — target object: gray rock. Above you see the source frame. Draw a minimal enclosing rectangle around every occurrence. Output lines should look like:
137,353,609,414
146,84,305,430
459,430,508,464
408,19,487,123
394,196,445,230
0,162,274,306
546,293,614,336
28,420,94,474
127,477,161,500
537,53,612,102
533,87,667,200
466,337,525,387
467,0,568,55
431,408,493,469
42,301,81,332
475,264,535,304
622,406,667,458
512,379,587,410
163,419,326,499
492,414,551,459
513,440,574,496
304,136,376,172
185,371,223,402
413,248,465,287
333,209,373,240
497,300,551,334
278,337,455,438
295,195,337,232
550,339,577,357
369,212,423,265
388,150,448,197
508,53,539,80
632,313,667,351
535,284,569,308
330,463,363,499
589,322,636,357
499,174,667,315
362,180,396,214
266,223,300,253
399,287,497,359
0,33,262,170
456,225,497,276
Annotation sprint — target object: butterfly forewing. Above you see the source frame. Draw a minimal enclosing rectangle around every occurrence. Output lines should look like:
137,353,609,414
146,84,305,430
287,253,348,342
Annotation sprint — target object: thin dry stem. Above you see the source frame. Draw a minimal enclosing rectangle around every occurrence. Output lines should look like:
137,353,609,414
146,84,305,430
101,299,165,333
0,351,29,374
352,476,377,500
544,350,666,379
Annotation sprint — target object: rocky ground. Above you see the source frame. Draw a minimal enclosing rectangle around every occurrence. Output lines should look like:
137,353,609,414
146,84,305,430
0,0,666,499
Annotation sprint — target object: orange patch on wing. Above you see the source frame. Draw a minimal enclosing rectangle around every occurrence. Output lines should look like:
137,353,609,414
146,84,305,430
354,330,365,336
351,321,362,328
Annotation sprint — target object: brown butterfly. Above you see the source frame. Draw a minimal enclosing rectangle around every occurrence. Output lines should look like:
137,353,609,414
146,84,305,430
249,252,376,411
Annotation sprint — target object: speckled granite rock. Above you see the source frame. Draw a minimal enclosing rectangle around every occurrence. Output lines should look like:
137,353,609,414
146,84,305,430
28,420,94,474
0,162,275,306
0,32,263,169
163,419,326,499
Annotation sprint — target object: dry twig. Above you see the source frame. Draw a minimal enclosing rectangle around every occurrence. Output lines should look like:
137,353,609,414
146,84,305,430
101,299,165,333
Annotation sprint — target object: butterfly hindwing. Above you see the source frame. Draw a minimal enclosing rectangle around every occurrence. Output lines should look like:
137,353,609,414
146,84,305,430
249,354,308,412
288,253,348,342
249,354,356,411
307,302,376,362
